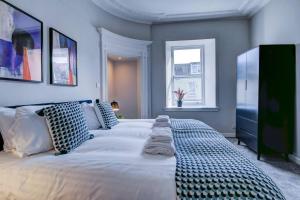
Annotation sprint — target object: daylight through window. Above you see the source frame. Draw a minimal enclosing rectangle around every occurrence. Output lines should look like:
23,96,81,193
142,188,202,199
166,39,216,109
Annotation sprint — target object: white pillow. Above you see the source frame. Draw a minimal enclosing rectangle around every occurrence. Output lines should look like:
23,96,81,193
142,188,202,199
15,105,46,118
10,106,53,157
81,102,102,130
0,107,16,152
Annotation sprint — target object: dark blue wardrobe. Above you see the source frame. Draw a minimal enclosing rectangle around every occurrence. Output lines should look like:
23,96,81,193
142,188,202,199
236,45,295,160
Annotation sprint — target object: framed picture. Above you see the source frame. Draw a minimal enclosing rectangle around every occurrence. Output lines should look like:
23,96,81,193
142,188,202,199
0,0,43,82
50,28,77,86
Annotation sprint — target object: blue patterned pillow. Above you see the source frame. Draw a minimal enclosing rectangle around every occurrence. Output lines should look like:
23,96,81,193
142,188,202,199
94,101,119,129
43,102,93,155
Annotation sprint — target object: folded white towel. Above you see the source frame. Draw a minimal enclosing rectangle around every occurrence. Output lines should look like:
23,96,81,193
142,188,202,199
156,115,170,122
153,121,171,128
150,133,172,143
143,140,175,156
150,127,173,143
152,127,172,134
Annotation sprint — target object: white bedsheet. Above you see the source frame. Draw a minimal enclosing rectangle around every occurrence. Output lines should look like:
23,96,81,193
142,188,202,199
0,119,176,200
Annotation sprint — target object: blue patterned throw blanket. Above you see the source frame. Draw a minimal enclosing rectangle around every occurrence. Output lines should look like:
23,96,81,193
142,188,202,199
171,119,285,200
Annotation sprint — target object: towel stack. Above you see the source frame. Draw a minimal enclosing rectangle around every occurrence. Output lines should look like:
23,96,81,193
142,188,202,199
143,115,175,156
152,115,171,128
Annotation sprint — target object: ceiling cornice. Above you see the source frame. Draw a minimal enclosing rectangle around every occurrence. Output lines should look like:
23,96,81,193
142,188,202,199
239,0,271,16
92,0,271,24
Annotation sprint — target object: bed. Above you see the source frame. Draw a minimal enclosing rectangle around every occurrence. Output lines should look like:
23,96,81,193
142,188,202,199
0,119,176,200
0,101,285,200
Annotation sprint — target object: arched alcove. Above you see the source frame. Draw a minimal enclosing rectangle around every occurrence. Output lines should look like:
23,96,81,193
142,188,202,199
98,28,152,118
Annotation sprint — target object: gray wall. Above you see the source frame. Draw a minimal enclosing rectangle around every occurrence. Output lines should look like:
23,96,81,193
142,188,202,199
0,0,150,106
151,19,250,133
250,0,300,158
250,0,300,47
108,59,140,119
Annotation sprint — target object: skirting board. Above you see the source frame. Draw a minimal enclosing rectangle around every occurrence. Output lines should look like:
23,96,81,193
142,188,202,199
222,132,236,138
289,154,300,165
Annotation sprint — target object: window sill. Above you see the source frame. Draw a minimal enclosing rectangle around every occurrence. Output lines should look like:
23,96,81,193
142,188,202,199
164,107,219,112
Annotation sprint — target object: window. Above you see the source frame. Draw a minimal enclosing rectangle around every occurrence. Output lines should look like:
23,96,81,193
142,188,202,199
172,48,204,106
166,39,216,109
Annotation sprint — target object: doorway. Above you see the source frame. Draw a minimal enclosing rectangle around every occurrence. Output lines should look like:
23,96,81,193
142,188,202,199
98,28,152,118
108,55,141,118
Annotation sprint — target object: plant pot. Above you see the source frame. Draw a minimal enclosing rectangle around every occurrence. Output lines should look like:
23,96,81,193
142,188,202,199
177,100,182,107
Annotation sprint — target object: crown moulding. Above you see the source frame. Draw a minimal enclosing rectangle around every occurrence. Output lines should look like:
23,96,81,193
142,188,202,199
92,0,271,24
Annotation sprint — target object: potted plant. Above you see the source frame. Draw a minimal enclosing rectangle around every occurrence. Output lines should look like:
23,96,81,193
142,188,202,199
173,88,186,107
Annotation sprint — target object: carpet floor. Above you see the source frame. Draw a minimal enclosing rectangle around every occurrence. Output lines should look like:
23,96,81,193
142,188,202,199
227,138,300,200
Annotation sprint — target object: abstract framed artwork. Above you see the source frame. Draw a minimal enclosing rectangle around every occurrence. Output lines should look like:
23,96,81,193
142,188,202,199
0,0,43,82
50,28,77,86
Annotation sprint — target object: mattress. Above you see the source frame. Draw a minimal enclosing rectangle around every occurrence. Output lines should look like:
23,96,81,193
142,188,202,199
0,119,176,200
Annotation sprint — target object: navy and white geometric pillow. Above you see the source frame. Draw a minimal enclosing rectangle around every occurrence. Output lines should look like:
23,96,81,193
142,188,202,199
94,101,119,129
43,102,93,155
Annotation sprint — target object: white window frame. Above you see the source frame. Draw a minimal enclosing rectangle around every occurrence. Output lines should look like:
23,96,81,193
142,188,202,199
165,39,218,111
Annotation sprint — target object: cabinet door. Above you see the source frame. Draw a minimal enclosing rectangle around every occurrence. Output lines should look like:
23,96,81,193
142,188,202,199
236,53,247,138
236,53,247,111
259,45,295,153
236,49,259,152
245,48,259,121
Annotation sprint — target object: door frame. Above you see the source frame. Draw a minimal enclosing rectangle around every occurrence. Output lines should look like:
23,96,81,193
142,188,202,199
98,28,152,118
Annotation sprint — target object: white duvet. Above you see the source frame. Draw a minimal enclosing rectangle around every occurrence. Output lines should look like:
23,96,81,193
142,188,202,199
0,119,176,200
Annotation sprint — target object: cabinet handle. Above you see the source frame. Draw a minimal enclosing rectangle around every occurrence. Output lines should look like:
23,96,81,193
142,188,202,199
245,80,247,90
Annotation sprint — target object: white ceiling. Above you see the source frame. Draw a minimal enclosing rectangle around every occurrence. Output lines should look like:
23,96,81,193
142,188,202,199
92,0,271,24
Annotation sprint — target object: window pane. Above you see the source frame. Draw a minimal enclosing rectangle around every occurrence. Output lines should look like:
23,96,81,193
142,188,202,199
173,77,203,102
174,49,201,64
190,63,201,75
173,48,202,76
174,64,190,76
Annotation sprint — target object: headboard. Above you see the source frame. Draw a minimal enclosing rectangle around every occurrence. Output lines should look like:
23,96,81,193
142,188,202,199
0,99,93,151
